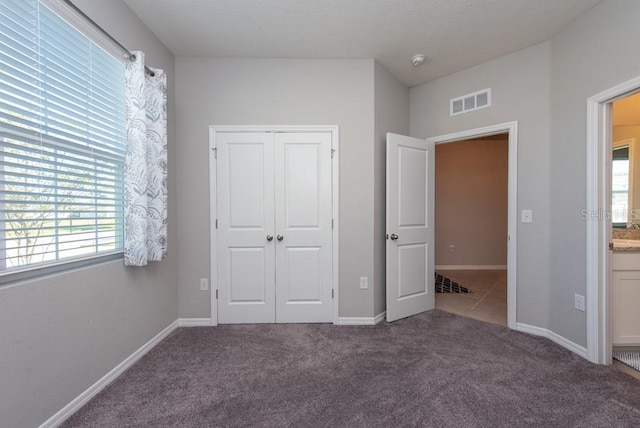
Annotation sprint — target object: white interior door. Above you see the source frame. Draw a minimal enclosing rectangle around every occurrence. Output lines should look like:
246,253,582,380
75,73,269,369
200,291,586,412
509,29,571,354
274,132,333,323
217,133,275,324
386,132,435,322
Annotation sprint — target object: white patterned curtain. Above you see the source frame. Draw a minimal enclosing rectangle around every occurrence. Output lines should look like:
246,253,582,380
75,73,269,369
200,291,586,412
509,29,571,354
124,51,168,266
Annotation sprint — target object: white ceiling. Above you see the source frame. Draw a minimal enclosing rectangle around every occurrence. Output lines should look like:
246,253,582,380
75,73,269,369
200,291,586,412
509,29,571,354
123,0,601,87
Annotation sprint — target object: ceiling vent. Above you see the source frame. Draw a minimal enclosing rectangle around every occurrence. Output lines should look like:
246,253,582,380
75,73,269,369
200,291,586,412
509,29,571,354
450,88,491,116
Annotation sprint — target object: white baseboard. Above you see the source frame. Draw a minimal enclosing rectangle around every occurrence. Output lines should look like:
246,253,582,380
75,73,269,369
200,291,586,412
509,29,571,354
436,265,507,270
516,322,588,359
177,318,213,327
335,311,386,325
373,311,386,324
40,320,179,428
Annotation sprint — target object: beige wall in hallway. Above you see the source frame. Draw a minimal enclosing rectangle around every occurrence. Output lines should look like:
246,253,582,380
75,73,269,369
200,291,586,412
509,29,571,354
435,137,508,267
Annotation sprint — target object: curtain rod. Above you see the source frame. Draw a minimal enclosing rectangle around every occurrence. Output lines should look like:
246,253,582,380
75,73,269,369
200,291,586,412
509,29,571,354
62,0,155,77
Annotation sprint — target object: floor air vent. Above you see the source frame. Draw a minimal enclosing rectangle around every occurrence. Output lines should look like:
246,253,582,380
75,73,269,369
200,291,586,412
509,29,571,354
450,88,491,116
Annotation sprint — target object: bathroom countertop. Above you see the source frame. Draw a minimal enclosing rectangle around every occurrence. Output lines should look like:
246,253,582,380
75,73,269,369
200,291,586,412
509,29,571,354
613,239,640,252
612,230,640,252
613,246,640,253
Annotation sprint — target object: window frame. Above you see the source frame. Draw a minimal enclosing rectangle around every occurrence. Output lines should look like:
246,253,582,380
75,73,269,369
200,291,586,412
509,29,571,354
0,0,127,284
612,139,635,228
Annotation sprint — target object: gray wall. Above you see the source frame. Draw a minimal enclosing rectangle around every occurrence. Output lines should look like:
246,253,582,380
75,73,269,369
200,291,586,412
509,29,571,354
0,1,178,427
373,62,409,316
548,0,640,347
174,58,376,319
410,42,552,329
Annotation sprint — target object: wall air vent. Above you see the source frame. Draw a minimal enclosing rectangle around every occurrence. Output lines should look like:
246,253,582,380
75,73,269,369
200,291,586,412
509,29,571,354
450,88,491,116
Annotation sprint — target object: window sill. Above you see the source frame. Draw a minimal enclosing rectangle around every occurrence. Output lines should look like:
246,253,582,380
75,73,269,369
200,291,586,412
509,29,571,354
0,252,124,288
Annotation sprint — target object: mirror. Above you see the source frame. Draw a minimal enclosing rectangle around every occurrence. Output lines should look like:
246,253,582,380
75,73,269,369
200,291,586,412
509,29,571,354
612,92,640,228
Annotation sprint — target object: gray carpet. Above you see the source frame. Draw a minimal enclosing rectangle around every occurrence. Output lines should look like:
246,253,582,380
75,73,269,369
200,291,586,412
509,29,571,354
62,310,640,427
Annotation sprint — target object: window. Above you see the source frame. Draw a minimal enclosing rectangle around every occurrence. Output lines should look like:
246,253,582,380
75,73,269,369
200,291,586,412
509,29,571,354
0,0,126,275
612,145,630,227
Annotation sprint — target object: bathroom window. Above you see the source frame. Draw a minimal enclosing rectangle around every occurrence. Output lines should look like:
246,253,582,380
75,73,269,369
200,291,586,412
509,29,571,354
612,145,630,227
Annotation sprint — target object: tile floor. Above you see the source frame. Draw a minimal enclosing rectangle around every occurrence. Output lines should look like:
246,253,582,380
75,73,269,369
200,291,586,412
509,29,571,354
613,347,640,380
435,269,507,327
613,360,640,380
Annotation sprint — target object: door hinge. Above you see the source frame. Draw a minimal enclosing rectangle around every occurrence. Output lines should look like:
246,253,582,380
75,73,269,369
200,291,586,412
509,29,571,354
215,219,218,229
609,242,614,251
215,289,218,300
212,147,217,159
331,289,334,299
331,148,336,158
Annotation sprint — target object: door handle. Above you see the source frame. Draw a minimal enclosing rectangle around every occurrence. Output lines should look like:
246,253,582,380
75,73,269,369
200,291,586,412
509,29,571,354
277,235,284,241
390,234,399,240
266,235,273,241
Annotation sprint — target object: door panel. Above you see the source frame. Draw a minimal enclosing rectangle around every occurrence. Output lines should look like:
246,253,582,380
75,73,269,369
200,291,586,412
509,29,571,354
228,247,267,302
399,147,427,227
387,133,434,322
275,132,333,323
228,144,266,228
284,144,321,228
285,247,322,301
217,133,275,324
398,244,427,298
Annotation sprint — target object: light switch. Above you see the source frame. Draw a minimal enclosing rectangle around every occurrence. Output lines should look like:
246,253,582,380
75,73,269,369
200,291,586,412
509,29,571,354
521,210,533,223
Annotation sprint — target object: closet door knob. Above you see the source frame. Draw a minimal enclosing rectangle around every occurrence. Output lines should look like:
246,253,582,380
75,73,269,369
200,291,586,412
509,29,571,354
266,235,273,241
390,234,399,240
277,235,284,241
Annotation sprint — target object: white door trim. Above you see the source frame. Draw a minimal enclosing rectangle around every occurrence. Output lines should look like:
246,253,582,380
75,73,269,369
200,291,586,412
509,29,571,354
586,75,640,364
425,121,518,330
209,125,340,326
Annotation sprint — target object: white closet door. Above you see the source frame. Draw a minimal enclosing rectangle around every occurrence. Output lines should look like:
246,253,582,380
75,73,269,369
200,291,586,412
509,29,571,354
274,132,333,323
217,133,275,324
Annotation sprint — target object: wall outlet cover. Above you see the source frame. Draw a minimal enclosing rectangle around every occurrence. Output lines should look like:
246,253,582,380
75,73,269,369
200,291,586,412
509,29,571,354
359,277,368,289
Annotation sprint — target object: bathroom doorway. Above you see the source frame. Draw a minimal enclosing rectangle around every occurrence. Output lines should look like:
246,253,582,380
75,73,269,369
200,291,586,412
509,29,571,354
586,74,640,367
609,93,640,379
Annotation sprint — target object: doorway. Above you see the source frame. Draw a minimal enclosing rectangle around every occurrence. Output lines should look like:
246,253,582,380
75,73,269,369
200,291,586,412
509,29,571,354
606,93,640,378
433,134,509,326
426,122,518,329
586,75,640,365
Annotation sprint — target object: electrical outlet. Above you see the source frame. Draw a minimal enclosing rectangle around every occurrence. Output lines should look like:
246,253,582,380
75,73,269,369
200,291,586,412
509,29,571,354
200,278,209,291
574,294,585,312
359,277,368,290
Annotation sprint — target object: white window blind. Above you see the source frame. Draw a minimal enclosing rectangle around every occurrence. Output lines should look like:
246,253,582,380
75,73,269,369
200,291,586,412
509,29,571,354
0,0,126,274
